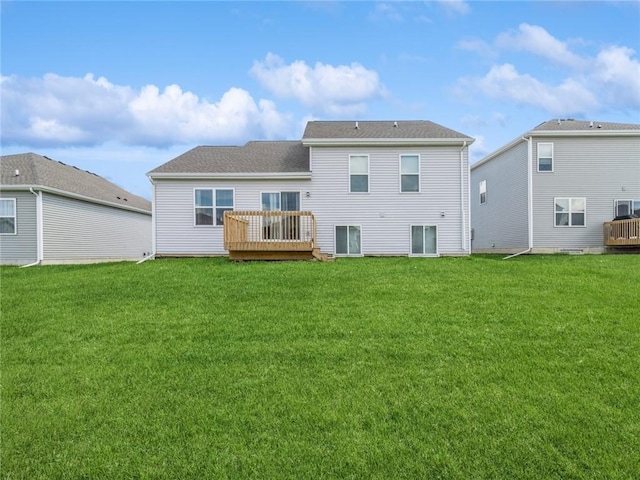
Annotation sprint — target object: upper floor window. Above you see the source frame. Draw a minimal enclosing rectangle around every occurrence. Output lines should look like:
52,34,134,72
0,198,16,234
537,143,554,172
349,155,369,193
555,197,585,227
400,154,420,192
479,180,487,205
194,188,234,226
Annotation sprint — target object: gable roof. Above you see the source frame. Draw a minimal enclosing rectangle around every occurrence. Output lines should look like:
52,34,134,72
148,141,310,177
472,118,640,170
302,120,473,144
1,153,151,213
532,119,640,132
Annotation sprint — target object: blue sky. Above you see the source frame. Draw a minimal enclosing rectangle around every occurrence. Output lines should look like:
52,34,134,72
2,1,639,199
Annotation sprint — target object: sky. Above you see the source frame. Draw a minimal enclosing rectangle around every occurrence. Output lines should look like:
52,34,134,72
2,1,639,200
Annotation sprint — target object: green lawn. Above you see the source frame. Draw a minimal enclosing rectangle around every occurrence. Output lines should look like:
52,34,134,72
1,255,639,479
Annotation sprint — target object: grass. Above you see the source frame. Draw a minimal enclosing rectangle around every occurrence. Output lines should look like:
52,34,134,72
1,255,639,479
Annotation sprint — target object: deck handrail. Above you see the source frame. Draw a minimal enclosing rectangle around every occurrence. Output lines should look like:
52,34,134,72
224,211,316,251
604,218,640,246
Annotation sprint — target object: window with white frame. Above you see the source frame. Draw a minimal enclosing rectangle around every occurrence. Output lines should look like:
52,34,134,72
349,155,369,193
400,154,420,192
537,143,553,172
194,189,234,226
335,225,361,256
479,180,487,205
0,198,16,234
554,198,585,227
614,199,640,217
411,225,438,256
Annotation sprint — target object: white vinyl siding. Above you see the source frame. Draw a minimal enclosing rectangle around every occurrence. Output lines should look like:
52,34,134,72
41,193,151,262
532,136,640,249
0,192,37,265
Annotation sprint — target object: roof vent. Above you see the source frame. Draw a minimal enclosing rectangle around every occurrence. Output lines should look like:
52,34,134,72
393,121,398,128
14,169,20,176
597,124,602,129
589,121,594,128
355,121,359,129
557,119,561,125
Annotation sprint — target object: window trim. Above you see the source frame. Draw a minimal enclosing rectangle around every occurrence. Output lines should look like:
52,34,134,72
260,191,302,211
193,188,235,227
399,154,421,193
0,198,17,235
334,224,363,257
349,154,370,193
409,225,439,257
554,197,586,228
537,142,554,172
479,180,487,205
614,199,640,217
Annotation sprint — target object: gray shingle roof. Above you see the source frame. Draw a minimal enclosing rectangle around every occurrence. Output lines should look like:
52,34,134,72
533,119,640,132
1,153,151,212
303,120,472,139
149,141,310,175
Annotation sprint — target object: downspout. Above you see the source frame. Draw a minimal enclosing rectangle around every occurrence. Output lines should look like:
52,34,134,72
137,178,156,264
21,188,43,267
460,141,467,253
504,136,533,259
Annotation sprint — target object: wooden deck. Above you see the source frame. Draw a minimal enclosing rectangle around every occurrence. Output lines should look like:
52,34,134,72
224,211,332,261
604,218,640,246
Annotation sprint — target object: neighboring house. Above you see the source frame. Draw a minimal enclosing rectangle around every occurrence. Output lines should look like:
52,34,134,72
470,119,640,254
148,120,474,259
1,153,152,265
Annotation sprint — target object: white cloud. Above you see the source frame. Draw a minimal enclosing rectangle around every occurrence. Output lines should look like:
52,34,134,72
0,73,293,148
457,24,640,115
457,39,496,59
250,53,386,116
368,3,404,22
438,0,470,15
496,23,587,69
461,64,599,115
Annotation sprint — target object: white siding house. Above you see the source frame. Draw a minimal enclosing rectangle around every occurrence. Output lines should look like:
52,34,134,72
1,153,152,265
471,119,640,254
149,121,474,258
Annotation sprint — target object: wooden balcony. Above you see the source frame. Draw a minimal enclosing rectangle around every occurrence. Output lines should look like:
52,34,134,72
224,211,331,261
604,218,640,246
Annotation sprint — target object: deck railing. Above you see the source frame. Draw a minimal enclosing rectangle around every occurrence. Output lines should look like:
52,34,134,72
224,211,316,252
604,218,640,246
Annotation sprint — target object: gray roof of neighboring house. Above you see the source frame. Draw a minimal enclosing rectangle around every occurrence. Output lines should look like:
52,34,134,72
1,152,151,212
303,120,472,140
149,141,310,175
532,119,640,132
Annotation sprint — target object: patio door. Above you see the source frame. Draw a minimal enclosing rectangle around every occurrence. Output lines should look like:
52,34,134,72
261,192,300,240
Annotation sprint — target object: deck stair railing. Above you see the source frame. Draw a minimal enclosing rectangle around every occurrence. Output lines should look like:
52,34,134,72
604,218,640,246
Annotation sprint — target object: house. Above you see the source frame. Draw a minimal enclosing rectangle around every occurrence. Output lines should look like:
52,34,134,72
148,120,474,259
470,119,640,254
0,153,152,265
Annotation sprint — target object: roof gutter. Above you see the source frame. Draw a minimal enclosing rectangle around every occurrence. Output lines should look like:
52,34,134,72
504,136,533,259
459,141,468,253
21,188,43,267
302,138,475,147
147,172,312,180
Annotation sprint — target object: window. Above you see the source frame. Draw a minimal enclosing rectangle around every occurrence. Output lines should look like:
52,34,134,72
411,225,438,256
194,189,233,226
0,198,16,234
335,225,361,256
349,155,369,193
400,154,420,192
537,143,553,172
479,180,487,205
554,198,585,227
614,200,640,217
262,192,301,240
